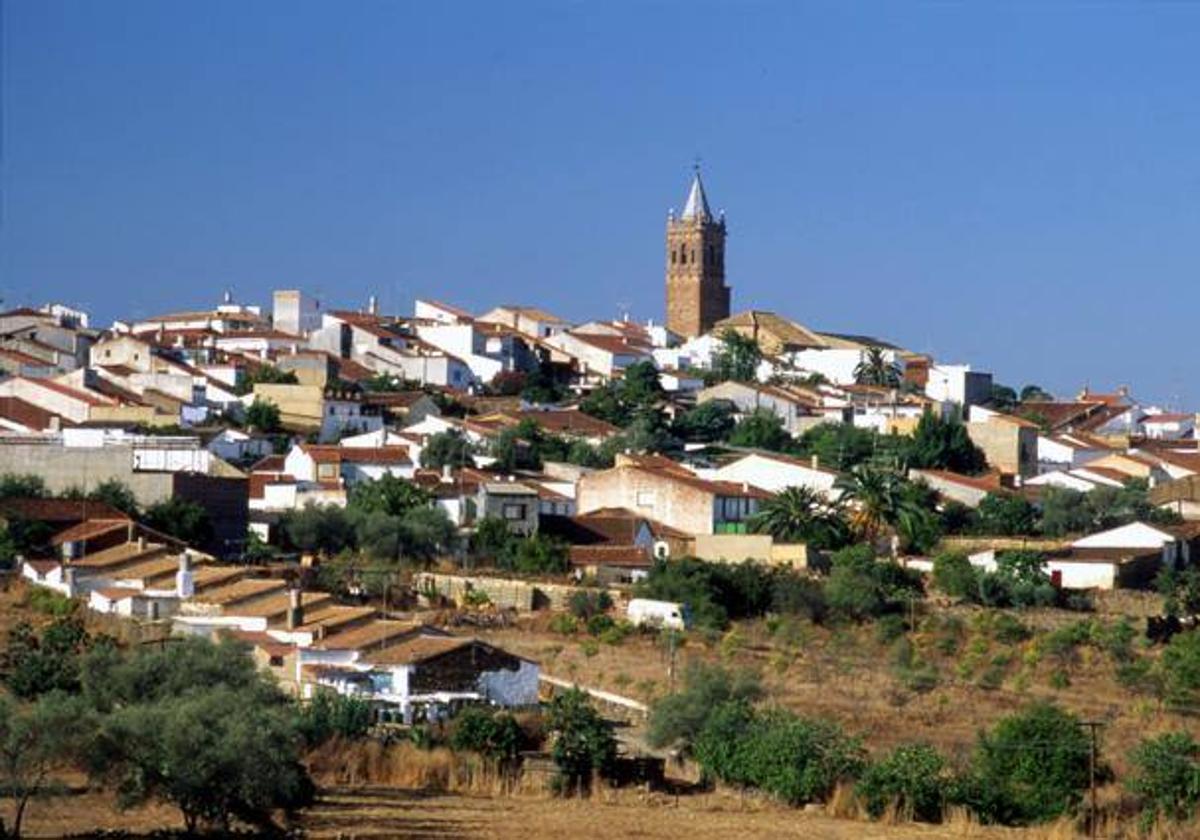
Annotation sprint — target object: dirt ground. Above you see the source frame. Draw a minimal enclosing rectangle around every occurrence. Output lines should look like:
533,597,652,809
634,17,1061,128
18,787,1041,839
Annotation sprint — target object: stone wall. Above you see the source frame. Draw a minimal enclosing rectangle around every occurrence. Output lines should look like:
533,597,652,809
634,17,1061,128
414,572,623,612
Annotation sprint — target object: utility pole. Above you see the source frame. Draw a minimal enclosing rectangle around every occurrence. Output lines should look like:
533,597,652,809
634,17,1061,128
1079,720,1103,839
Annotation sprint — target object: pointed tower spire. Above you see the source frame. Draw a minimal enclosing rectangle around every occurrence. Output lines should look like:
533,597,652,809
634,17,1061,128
680,165,712,221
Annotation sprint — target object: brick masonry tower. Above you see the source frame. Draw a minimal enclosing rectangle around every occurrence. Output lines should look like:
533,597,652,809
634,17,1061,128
665,167,730,338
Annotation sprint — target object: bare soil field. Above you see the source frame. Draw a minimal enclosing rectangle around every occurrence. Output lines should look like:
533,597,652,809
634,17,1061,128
477,590,1178,776
18,786,1045,839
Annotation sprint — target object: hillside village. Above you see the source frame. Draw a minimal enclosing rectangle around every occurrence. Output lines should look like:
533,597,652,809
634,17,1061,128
7,172,1200,835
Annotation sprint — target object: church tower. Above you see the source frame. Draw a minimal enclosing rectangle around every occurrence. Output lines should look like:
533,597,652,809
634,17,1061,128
665,167,730,338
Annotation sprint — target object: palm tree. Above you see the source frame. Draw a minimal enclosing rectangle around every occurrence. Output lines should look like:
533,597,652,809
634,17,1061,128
750,486,850,550
853,346,901,388
836,466,940,554
835,466,903,543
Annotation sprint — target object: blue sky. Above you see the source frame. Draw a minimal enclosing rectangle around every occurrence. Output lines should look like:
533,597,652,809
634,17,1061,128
4,2,1200,404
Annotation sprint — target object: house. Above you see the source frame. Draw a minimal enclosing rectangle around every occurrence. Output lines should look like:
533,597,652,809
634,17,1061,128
1036,432,1113,474
789,334,909,387
250,383,384,441
480,408,620,446
542,507,691,582
283,443,415,487
0,376,114,424
129,295,267,336
359,391,441,427
968,521,1199,591
476,481,540,535
544,331,652,378
414,299,474,325
1083,452,1171,486
206,429,274,465
542,507,692,558
477,306,570,340
698,451,839,497
1141,413,1195,441
909,469,1004,509
568,544,653,583
309,311,477,391
697,380,829,436
0,396,63,432
1018,388,1142,440
0,348,59,378
1025,470,1117,493
712,310,828,356
844,385,936,434
658,367,705,393
272,289,323,335
924,364,993,408
303,631,539,724
967,406,1039,478
576,453,769,536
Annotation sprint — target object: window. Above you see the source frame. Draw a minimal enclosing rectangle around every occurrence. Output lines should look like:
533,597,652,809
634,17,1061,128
317,464,337,481
670,250,676,265
636,490,656,508
502,503,526,520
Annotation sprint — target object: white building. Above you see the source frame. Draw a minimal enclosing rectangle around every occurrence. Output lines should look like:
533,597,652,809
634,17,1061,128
697,451,840,497
924,364,993,408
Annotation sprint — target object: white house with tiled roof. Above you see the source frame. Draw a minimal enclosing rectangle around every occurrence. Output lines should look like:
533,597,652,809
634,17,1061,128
697,451,840,498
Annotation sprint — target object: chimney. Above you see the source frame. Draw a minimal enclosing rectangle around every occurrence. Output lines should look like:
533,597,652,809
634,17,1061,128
63,566,78,598
287,586,304,630
176,552,194,599
811,454,820,471
136,536,146,552
368,295,379,316
441,464,453,483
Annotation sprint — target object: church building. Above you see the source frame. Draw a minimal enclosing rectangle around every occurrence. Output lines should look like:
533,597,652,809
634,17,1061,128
665,168,731,338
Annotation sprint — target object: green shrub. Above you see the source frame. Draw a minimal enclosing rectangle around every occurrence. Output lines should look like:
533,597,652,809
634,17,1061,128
967,702,1092,824
856,743,948,822
694,703,865,806
977,666,1005,691
449,707,523,760
27,587,76,617
297,690,372,745
585,614,615,637
931,552,978,599
824,545,921,623
647,662,763,750
991,614,1031,645
568,589,613,620
599,621,633,646
901,663,940,694
875,614,907,644
1125,731,1200,825
549,614,579,635
1159,629,1200,710
546,688,616,791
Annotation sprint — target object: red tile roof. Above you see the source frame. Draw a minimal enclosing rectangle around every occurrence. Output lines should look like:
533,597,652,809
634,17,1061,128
250,455,287,472
0,397,59,430
300,445,412,466
27,377,112,407
569,544,652,568
50,519,130,545
0,498,130,523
